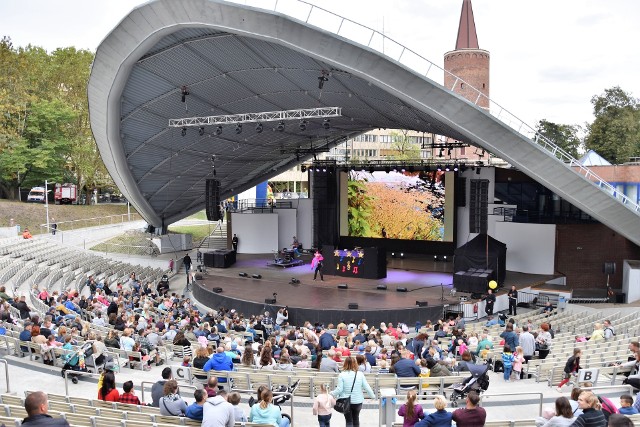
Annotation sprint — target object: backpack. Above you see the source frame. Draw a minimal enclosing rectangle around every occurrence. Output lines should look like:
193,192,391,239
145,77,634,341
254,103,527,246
598,395,618,421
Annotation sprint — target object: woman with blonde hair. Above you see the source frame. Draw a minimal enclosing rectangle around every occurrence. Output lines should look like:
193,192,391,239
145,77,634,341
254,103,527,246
330,356,376,426
415,395,452,426
397,390,424,426
571,391,606,426
249,388,289,427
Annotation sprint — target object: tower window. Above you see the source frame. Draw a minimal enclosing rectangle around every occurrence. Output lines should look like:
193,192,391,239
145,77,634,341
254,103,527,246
461,83,465,89
483,83,486,89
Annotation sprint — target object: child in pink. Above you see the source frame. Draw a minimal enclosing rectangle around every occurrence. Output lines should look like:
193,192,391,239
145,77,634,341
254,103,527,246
312,383,335,427
512,346,525,380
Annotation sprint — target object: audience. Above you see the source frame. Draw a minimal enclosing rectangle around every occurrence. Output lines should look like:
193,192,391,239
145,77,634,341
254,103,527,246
22,391,70,426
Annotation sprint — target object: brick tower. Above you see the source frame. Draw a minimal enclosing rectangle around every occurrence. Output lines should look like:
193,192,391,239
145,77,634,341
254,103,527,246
444,0,490,110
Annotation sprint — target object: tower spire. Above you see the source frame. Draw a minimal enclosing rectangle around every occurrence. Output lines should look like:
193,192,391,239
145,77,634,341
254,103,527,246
455,0,479,50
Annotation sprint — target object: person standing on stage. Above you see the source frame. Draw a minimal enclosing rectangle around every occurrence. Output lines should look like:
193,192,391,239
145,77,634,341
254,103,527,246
508,286,518,316
483,289,496,316
311,250,324,281
232,234,239,252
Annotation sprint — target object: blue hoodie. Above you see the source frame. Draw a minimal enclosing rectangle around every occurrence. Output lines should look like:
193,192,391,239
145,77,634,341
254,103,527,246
203,352,233,383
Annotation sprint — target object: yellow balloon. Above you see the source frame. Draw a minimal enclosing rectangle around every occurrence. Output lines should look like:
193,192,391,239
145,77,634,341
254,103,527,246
489,280,498,290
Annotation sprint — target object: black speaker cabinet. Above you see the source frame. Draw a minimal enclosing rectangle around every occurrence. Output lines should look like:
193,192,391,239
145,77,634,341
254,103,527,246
348,303,359,309
376,284,387,290
337,284,349,289
206,179,221,221
265,298,277,304
416,301,429,307
397,287,408,292
204,250,236,268
603,262,616,275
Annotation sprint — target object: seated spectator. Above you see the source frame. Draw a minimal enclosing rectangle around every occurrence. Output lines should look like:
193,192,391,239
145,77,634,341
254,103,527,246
398,390,424,426
452,391,486,426
151,367,173,407
427,359,452,377
204,377,219,398
203,346,234,386
607,414,634,427
618,394,639,415
202,390,235,427
572,391,606,426
320,350,339,372
186,389,206,422
416,395,451,427
229,392,248,424
249,389,289,427
296,354,310,369
22,391,70,426
119,380,141,405
159,380,187,416
98,371,120,402
534,396,575,427
275,354,294,371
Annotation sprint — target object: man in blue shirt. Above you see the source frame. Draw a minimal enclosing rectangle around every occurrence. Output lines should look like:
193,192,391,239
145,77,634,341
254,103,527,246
19,322,33,353
185,389,206,421
203,347,234,385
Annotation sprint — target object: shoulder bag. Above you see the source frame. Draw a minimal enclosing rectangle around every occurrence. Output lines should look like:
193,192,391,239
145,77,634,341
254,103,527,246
334,371,358,413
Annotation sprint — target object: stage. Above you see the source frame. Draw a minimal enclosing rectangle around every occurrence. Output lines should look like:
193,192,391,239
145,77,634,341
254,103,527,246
191,253,555,325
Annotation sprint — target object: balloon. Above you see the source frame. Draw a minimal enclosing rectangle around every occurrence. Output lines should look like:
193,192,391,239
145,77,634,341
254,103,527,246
488,280,498,290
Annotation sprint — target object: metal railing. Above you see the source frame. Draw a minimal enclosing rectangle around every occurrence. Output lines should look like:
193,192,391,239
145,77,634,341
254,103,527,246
233,388,295,426
227,0,640,216
480,391,544,417
140,380,199,404
0,359,10,393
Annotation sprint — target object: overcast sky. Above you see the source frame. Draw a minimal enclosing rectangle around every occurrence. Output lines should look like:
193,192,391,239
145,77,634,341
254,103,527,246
2,0,638,130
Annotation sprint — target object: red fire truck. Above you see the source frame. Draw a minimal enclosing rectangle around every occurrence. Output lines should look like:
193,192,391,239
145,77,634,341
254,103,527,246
54,183,78,204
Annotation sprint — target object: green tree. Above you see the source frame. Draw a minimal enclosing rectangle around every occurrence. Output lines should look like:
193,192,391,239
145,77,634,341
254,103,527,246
347,173,375,237
584,86,640,164
535,119,582,159
389,130,420,161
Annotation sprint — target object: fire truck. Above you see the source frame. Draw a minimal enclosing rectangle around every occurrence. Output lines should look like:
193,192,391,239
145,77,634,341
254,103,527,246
54,183,78,204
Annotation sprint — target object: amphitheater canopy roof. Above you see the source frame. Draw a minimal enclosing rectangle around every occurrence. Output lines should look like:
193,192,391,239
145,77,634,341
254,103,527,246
88,0,491,227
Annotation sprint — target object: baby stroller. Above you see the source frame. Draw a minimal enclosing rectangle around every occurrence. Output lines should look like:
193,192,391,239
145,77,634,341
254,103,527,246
449,363,490,407
61,341,93,384
249,380,300,423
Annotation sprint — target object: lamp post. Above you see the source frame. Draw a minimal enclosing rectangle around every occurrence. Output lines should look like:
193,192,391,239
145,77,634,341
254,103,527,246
45,180,50,233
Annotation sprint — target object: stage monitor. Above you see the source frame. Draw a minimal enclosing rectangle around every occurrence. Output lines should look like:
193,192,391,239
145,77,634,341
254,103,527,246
341,170,454,242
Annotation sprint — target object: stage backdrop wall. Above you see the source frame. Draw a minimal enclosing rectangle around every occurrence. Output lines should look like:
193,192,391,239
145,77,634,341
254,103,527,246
623,260,640,303
274,208,297,251
296,199,313,250
495,222,555,274
230,213,278,254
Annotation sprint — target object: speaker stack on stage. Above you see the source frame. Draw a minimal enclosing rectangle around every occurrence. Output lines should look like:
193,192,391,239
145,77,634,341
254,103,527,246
206,179,221,221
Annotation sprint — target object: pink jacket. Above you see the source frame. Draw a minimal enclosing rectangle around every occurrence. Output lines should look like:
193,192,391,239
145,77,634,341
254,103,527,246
313,393,335,416
513,353,525,372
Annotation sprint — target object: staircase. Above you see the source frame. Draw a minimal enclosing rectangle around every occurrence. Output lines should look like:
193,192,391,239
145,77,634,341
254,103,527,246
199,221,228,250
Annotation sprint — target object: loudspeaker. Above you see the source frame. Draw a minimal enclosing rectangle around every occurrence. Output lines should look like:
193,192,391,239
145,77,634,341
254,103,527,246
456,177,467,207
348,303,359,309
337,284,349,289
603,262,616,275
264,298,276,304
397,287,408,292
416,301,428,307
206,179,221,221
376,284,387,290
239,272,248,277
212,287,223,293
289,278,300,284
615,293,626,304
252,274,262,279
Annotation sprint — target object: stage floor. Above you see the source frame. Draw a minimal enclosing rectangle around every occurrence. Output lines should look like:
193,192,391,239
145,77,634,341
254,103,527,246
196,253,556,311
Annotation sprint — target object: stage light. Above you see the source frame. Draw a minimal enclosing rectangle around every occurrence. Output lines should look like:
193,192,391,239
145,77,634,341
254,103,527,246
300,165,307,172
215,125,223,135
256,123,263,133
315,167,320,172
434,255,438,260
438,148,444,158
289,278,300,284
322,167,327,172
235,124,242,134
368,166,375,174
277,121,285,132
181,127,187,137
445,165,450,172
181,85,189,102
384,166,390,174
322,119,331,130
252,274,262,279
391,252,396,258
239,272,248,277
476,167,481,175
443,255,448,261
400,253,404,258
299,120,307,131
460,163,467,172
198,126,205,136
437,165,442,172
447,148,452,156
453,163,459,172
318,73,329,89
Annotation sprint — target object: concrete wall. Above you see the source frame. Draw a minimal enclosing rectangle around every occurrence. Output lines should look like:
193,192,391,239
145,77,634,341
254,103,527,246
231,213,278,254
495,222,555,274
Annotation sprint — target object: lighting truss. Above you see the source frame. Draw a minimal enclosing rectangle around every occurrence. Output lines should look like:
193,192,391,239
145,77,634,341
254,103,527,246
169,107,342,128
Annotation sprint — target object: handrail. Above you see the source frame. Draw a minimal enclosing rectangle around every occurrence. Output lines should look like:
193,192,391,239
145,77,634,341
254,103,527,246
480,391,544,416
63,370,103,397
227,0,640,215
0,359,10,393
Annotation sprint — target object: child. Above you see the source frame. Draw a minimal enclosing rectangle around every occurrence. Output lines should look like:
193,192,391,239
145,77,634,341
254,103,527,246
397,390,424,427
418,359,430,377
619,394,639,415
168,258,174,273
312,383,335,427
512,346,525,381
501,345,514,382
556,348,581,392
182,356,192,367
480,344,491,361
228,392,248,422
296,354,310,369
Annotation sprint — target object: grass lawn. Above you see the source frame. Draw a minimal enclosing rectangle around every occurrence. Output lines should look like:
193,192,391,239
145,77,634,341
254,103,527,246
167,224,213,242
185,210,208,220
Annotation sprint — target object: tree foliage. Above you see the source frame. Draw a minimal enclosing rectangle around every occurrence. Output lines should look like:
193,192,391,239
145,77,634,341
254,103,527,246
0,37,112,200
535,119,582,159
389,130,421,161
584,86,640,164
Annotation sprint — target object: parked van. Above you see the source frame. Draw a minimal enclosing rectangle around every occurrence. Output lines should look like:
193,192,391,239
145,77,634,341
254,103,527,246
27,187,46,203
